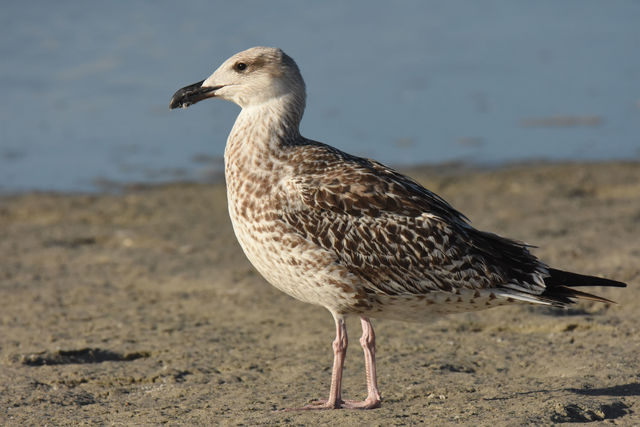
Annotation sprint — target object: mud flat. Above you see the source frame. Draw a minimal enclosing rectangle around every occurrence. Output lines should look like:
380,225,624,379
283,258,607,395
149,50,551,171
1,161,638,425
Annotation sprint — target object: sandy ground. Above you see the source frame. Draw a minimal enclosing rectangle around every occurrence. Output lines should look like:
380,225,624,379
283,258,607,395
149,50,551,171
1,161,639,426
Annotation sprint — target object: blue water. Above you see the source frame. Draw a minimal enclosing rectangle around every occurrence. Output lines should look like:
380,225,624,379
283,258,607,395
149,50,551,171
1,1,639,192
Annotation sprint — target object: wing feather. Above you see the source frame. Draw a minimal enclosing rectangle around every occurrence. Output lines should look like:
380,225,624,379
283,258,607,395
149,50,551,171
280,141,548,297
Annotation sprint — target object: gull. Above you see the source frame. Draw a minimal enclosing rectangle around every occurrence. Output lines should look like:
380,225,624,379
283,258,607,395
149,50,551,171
169,47,626,410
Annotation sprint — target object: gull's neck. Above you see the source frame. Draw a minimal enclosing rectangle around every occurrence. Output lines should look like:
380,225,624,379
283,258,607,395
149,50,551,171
225,93,304,164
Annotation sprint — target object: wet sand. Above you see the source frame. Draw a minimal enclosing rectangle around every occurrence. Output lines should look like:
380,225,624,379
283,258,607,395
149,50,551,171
1,162,638,425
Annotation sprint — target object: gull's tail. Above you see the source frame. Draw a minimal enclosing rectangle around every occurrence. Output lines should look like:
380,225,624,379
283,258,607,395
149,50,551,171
541,268,627,305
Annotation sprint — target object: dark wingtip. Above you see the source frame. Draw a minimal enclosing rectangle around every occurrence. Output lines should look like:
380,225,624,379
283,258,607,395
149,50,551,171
541,268,627,305
547,268,628,288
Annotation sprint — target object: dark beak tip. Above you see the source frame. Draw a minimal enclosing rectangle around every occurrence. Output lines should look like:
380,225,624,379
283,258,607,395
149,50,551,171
169,97,189,110
169,79,211,111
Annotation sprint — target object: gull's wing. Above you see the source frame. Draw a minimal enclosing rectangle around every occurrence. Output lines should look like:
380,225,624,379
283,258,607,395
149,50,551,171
279,141,549,298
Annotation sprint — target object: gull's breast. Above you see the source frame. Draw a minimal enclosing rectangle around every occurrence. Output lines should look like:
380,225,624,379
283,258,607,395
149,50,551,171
225,163,368,314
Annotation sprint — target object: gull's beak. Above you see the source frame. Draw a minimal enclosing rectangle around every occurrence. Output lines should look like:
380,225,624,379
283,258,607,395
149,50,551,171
169,80,223,109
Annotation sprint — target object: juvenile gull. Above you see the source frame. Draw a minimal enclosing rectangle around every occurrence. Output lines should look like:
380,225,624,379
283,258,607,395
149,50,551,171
169,47,626,410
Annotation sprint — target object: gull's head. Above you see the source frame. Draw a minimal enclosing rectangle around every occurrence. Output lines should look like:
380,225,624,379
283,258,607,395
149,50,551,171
170,47,305,110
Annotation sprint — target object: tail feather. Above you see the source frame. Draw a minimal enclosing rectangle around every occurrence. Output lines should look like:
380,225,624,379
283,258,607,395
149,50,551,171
546,268,627,288
545,285,617,304
542,268,627,305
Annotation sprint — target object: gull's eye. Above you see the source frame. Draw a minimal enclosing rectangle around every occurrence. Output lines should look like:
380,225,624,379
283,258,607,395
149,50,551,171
234,62,247,72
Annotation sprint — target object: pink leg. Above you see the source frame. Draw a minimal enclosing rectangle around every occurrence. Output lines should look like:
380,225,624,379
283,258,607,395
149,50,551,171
285,315,381,410
327,316,348,407
285,314,348,410
343,317,381,409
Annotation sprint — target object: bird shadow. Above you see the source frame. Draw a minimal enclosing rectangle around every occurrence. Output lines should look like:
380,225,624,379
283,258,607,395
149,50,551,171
567,383,640,397
482,382,640,401
479,383,636,421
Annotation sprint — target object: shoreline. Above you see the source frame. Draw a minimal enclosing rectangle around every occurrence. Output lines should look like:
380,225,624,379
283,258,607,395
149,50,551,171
2,157,640,197
1,160,638,425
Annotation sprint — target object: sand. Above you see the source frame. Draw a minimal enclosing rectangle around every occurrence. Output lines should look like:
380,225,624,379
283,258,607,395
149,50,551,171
1,161,638,425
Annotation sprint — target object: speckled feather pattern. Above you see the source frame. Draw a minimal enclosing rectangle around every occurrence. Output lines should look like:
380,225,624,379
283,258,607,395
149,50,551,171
223,97,553,320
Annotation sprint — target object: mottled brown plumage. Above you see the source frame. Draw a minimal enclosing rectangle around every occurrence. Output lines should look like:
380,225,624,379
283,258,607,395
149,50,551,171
170,47,626,410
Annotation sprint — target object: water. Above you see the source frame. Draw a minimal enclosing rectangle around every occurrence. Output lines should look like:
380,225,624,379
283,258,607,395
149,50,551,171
1,1,639,193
